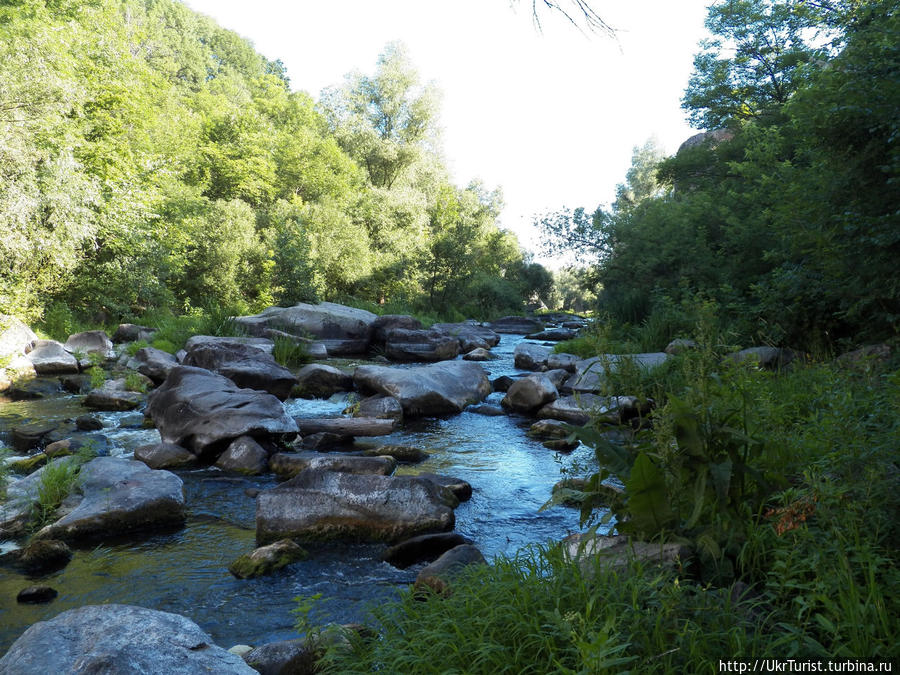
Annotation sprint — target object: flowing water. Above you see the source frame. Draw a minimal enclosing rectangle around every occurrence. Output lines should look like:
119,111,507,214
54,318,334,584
0,334,605,651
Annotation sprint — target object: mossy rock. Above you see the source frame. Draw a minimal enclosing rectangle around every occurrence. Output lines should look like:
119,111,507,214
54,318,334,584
228,539,307,579
10,454,48,474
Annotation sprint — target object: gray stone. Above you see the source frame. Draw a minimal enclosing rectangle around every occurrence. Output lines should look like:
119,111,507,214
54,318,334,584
462,347,493,361
491,375,515,392
513,342,551,370
0,354,36,393
526,328,578,341
26,340,79,374
269,452,396,479
363,444,428,463
145,366,298,457
678,128,734,153
244,638,317,675
112,323,155,343
351,394,404,422
183,342,297,400
11,421,58,452
417,473,472,502
294,363,353,398
431,321,501,349
64,330,115,360
134,442,197,469
0,604,255,673
468,404,505,416
184,335,275,354
127,346,178,384
562,533,691,574
664,338,698,355
382,531,475,569
528,419,573,439
34,457,186,542
299,432,351,450
0,539,72,575
83,378,143,411
547,352,579,372
75,414,103,431
502,373,559,413
371,314,423,346
256,469,456,544
215,436,270,475
725,346,797,371
384,328,460,362
489,316,544,334
353,361,491,417
296,417,396,437
537,394,643,426
0,315,37,358
16,586,57,604
414,544,487,595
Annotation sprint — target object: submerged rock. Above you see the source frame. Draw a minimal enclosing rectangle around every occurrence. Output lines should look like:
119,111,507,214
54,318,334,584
228,539,307,579
0,604,255,673
0,539,72,575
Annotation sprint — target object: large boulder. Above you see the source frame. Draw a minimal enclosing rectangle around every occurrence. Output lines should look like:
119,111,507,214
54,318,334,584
294,363,353,399
127,346,178,384
351,394,404,422
269,452,396,479
184,335,275,354
489,316,544,334
537,394,645,426
383,328,460,362
547,352,579,372
502,373,559,413
0,316,37,391
526,328,578,341
677,128,734,153
353,361,491,417
371,314,424,346
0,604,255,673
64,330,115,360
112,323,155,343
26,339,79,374
256,469,457,544
182,342,297,400
33,457,186,542
234,302,377,356
431,321,501,350
134,442,197,470
562,353,669,394
513,342,551,370
215,436,270,475
145,366,298,457
382,532,474,569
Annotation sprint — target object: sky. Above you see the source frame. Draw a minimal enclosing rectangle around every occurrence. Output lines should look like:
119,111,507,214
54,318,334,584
183,0,712,261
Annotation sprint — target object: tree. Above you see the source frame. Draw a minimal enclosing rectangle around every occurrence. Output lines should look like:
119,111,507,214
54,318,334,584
682,0,825,129
612,137,667,212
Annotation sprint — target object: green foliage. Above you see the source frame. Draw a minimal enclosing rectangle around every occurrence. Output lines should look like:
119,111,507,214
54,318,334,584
31,458,81,531
271,335,311,369
87,365,106,390
124,371,148,393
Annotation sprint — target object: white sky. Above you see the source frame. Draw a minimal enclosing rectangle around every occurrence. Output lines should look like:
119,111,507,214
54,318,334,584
183,0,712,262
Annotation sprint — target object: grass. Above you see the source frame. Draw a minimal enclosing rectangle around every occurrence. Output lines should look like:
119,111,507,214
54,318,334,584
29,442,99,531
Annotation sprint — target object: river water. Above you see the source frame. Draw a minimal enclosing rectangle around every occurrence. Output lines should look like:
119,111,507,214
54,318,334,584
0,334,604,651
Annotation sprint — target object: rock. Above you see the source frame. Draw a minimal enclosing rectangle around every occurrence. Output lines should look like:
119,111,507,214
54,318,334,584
256,469,456,544
16,586,58,604
26,339,79,374
299,432,352,450
145,366,298,457
725,346,797,371
228,645,254,657
183,342,297,400
371,315,423,346
664,338,698,355
562,353,669,394
228,539,307,579
836,343,892,368
364,444,428,463
462,347,493,361
294,363,353,398
417,473,472,502
677,128,734,153
382,532,475,569
0,355,36,393
489,316,544,335
234,302,377,356
468,404,505,416
537,394,643,426
134,442,197,470
384,328,460,362
513,342,551,370
353,361,491,417
0,315,37,359
11,421,58,452
184,335,275,354
58,374,90,394
432,321,501,349
215,436,270,475
547,352,579,372
542,438,580,452
269,453,396,479
414,544,487,596
7,377,60,400
296,417,396,437
491,375,515,392
562,533,691,574
528,419,573,439
127,346,178,384
112,323,155,343
544,368,571,389
350,394,404,422
526,328,578,341
43,439,74,458
0,604,255,673
83,378,143,411
34,457,186,542
243,639,318,675
75,414,103,431
0,539,72,575
502,373,559,413
64,330,115,360
8,454,48,473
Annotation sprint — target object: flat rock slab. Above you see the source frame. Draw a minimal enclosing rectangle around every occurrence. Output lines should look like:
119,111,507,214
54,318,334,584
0,604,255,673
353,361,491,417
184,335,275,354
256,468,456,544
64,331,115,360
83,378,144,411
26,340,79,374
145,366,298,456
489,316,544,334
384,328,460,362
296,417,396,437
269,452,396,479
35,457,186,542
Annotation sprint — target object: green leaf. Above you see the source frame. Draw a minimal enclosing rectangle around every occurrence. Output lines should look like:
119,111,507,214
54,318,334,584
623,452,676,536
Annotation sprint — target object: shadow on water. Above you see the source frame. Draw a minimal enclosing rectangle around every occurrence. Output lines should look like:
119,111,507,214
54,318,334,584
0,334,606,651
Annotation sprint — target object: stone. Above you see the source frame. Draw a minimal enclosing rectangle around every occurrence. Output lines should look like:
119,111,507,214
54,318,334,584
544,368,571,389
542,438,580,452
34,457,186,543
502,373,559,413
526,328,578,341
215,436,270,475
127,346,178,384
0,315,37,359
0,355,36,393
112,323,155,343
11,421,58,452
836,343,892,368
489,316,544,334
234,302,377,356
294,363,353,398
83,378,143,411
296,417,396,437
269,452,396,479
256,469,456,544
134,442,197,470
350,394,404,422
243,639,318,675
382,532,475,569
75,414,103,431
725,346,798,371
353,361,491,417
528,419,573,439
183,342,297,400
17,586,58,604
64,330,115,360
417,473,472,502
562,533,691,574
547,352,579,372
58,374,90,394
371,314,424,346
363,444,428,463
299,432,352,450
468,404,505,416
6,377,60,400
0,604,255,673
462,347,493,361
145,366,298,457
664,338,698,355
677,128,734,153
537,394,644,426
43,439,74,458
513,342,551,370
26,340,79,374
0,539,72,575
384,328,460,362
491,375,515,392
228,539,307,578
184,335,275,354
432,321,501,349
414,544,487,595
562,354,670,395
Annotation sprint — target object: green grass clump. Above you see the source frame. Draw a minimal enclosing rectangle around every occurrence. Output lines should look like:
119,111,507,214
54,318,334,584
272,335,311,368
